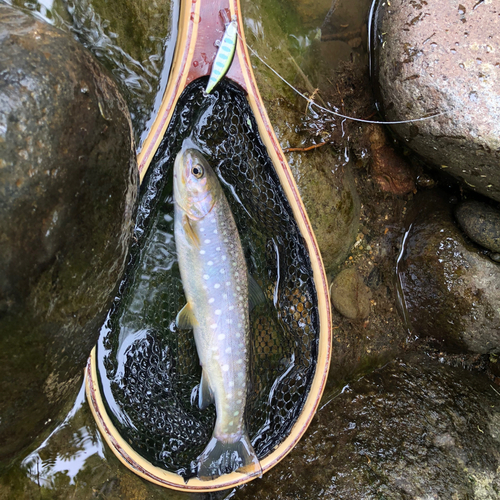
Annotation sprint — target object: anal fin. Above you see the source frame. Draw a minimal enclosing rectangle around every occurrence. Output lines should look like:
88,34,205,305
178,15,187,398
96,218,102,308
199,369,215,410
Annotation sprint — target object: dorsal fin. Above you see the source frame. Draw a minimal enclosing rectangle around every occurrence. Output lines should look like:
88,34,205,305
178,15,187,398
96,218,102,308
248,273,266,311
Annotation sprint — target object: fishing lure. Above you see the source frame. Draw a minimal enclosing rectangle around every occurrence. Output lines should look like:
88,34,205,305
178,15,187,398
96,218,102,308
205,15,238,94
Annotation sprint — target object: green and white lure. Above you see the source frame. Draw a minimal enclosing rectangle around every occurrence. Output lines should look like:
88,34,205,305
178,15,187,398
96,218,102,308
205,15,238,94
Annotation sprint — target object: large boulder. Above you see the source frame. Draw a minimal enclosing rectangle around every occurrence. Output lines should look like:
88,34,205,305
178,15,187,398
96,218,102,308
231,355,500,499
396,190,500,354
372,0,500,202
0,4,138,464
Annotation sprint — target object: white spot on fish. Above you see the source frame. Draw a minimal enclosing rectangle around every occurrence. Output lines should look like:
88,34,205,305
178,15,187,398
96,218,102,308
200,250,206,255
226,319,233,324
208,261,213,266
220,268,225,274
218,334,226,340
238,372,244,379
216,247,221,251
224,238,229,243
237,359,243,364
229,381,234,387
227,393,233,399
228,421,234,426
222,364,229,371
213,229,218,234
236,332,241,337
214,283,220,289
203,274,209,280
223,294,228,299
225,347,231,353
234,411,240,416
205,239,211,244
236,286,241,291
229,305,234,311
232,262,237,266
215,309,222,315
237,390,243,396
237,399,242,404
209,298,215,304
222,256,226,261
226,281,231,286
210,323,217,329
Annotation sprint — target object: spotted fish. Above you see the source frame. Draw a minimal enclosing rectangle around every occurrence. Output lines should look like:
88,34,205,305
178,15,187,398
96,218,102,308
173,146,262,480
205,15,238,94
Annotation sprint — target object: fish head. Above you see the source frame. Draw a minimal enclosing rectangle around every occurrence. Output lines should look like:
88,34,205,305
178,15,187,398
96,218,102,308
174,148,221,220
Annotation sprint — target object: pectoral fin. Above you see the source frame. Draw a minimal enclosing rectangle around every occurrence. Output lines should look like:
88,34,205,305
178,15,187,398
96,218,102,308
183,214,200,247
176,302,198,329
199,369,215,410
248,273,266,311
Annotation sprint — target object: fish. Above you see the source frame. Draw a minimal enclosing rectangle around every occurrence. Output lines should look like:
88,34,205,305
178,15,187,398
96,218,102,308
173,146,262,480
205,15,238,94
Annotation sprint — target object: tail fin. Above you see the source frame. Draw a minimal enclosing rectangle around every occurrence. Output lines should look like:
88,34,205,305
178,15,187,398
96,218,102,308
197,432,262,480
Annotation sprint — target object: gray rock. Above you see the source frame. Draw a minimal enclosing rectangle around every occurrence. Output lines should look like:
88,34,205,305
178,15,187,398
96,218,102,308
0,4,138,463
372,0,500,202
456,200,500,253
230,355,500,499
397,191,500,354
330,268,371,320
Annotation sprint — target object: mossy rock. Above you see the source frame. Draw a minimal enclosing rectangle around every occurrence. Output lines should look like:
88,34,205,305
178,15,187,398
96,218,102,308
0,4,138,464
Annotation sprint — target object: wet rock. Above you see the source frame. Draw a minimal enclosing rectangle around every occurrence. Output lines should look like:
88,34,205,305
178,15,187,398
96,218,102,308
373,0,500,202
368,124,416,195
287,0,332,28
0,4,138,463
12,0,175,143
330,268,371,320
244,6,361,274
231,354,500,499
397,191,500,354
287,145,360,274
456,200,500,253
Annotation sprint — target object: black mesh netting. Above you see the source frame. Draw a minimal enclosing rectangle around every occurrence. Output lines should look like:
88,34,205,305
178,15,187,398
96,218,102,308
96,78,319,480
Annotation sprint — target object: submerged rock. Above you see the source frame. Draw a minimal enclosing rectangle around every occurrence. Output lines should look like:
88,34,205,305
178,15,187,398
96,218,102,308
231,354,500,499
368,124,416,195
0,4,138,464
397,191,500,354
456,200,500,254
330,268,371,320
372,0,500,202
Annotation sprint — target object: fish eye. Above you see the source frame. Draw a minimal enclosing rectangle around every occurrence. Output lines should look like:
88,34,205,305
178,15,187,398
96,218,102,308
191,165,204,179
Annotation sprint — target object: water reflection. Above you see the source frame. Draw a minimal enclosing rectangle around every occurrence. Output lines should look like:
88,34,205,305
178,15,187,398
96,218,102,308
21,383,105,489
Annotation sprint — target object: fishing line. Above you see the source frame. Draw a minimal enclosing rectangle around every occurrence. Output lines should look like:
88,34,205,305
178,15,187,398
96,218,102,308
244,40,447,126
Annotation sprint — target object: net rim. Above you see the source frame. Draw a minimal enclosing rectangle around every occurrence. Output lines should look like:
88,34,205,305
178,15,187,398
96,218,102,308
84,0,332,491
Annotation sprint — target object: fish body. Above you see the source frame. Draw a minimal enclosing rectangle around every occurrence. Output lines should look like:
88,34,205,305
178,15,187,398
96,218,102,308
205,16,238,94
173,147,261,479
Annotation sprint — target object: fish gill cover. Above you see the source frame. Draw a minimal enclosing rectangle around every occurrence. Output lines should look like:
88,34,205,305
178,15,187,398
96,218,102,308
95,78,319,480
